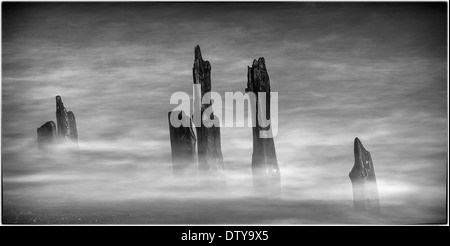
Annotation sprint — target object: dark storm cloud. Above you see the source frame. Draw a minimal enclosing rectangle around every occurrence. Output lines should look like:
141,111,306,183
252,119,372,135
1,2,447,224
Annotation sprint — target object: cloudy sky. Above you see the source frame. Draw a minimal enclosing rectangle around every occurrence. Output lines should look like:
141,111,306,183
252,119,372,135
1,2,447,224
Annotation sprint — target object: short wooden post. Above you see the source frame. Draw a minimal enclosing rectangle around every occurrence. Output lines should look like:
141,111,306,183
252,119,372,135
168,110,197,176
349,137,380,211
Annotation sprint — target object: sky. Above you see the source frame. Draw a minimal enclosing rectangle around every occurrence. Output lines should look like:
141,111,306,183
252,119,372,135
1,2,448,224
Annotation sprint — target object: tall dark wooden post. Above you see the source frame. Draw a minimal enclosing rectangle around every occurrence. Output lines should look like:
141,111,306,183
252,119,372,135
246,57,281,197
55,95,78,143
192,45,226,188
349,137,380,211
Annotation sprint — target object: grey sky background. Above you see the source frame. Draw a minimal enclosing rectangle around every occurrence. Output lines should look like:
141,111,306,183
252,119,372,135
1,2,447,223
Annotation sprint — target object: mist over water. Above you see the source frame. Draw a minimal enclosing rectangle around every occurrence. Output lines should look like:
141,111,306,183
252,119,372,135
1,3,447,224
2,136,446,224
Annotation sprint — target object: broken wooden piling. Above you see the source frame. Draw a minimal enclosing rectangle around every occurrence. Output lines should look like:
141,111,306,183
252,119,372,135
55,95,78,143
246,57,281,197
192,45,226,188
37,121,57,149
349,137,380,211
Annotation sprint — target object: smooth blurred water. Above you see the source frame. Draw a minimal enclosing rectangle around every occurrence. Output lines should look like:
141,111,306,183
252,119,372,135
2,141,446,225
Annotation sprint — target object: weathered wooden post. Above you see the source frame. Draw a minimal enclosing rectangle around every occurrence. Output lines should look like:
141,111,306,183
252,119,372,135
37,121,57,149
168,110,197,176
192,45,226,188
246,57,281,197
55,95,78,143
349,137,380,211
67,111,78,142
